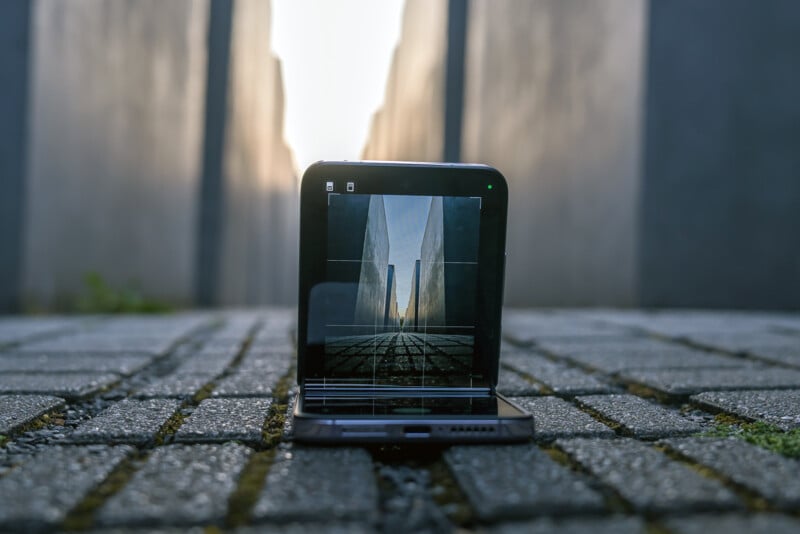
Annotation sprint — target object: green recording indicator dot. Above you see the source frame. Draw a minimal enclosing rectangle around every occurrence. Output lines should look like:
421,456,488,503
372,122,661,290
487,184,493,190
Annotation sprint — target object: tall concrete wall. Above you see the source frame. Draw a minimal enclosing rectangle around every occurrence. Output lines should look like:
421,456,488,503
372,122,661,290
462,0,645,307
217,0,297,305
354,196,390,330
361,0,448,161
23,0,209,307
4,0,296,310
442,197,480,327
327,195,390,334
403,259,420,330
639,0,800,309
383,264,400,330
0,1,32,312
418,198,447,329
417,196,480,332
362,0,799,309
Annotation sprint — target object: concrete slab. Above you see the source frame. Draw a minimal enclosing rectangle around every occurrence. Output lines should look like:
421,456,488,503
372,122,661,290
175,398,271,443
501,352,615,395
691,390,800,430
576,394,702,439
556,438,741,513
97,443,251,527
0,372,119,399
510,396,616,441
70,398,181,445
0,394,65,434
0,353,153,375
252,445,378,522
661,437,800,509
619,367,800,397
445,444,605,520
0,445,132,530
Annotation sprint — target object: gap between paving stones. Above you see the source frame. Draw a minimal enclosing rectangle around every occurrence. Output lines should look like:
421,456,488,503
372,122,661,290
541,444,632,515
222,362,299,527
61,449,148,531
152,319,263,446
63,316,289,531
365,444,472,531
31,317,262,531
0,318,222,457
655,442,772,513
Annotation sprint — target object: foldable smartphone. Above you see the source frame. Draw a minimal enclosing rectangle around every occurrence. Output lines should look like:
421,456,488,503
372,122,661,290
294,161,532,442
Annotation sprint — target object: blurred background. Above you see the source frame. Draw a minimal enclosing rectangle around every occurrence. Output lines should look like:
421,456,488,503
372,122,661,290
1,0,798,314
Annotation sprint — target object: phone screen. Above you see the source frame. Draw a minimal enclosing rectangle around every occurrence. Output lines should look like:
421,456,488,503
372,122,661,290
311,193,482,387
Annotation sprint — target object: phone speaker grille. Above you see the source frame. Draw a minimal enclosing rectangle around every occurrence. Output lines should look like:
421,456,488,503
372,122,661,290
448,426,496,433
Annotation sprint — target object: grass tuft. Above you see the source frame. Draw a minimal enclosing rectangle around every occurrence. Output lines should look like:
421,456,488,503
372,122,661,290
702,421,800,458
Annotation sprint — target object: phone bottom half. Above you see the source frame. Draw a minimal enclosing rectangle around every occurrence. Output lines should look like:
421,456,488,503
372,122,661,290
293,392,533,443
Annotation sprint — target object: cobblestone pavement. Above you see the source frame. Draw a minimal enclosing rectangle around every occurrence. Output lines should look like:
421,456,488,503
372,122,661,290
1,309,799,532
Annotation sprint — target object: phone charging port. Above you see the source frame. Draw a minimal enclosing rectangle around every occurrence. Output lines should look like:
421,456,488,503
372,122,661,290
403,425,431,437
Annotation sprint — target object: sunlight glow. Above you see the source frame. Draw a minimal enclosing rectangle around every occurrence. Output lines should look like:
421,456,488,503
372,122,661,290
272,0,405,174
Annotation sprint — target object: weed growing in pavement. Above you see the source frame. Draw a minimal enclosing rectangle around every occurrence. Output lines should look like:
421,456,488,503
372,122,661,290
76,272,173,313
703,420,800,458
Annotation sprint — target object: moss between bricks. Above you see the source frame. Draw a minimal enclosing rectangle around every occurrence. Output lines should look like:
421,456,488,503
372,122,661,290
702,421,800,458
225,450,276,527
425,458,475,527
62,453,145,531
656,442,771,511
544,444,631,514
260,365,296,447
1,410,66,447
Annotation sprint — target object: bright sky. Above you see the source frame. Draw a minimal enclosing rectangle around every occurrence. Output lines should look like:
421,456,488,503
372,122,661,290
272,0,405,174
383,195,432,316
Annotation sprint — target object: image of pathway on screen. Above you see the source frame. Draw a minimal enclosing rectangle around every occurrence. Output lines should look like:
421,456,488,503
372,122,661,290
324,194,481,386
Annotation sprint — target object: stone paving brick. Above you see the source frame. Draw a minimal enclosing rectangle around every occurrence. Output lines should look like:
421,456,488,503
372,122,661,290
619,367,800,397
682,331,800,367
664,514,800,534
0,317,81,345
0,372,119,399
210,315,260,342
510,396,616,441
18,335,176,355
502,312,633,341
171,350,239,376
537,338,748,372
211,371,283,397
236,523,374,534
593,311,791,336
135,374,214,399
0,445,133,530
490,516,647,534
70,399,181,445
501,352,615,394
0,353,153,375
97,443,251,527
175,398,271,443
660,437,800,509
575,394,701,439
556,438,741,513
253,446,378,522
235,351,294,375
496,370,542,396
691,390,800,430
444,444,605,520
0,394,65,434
